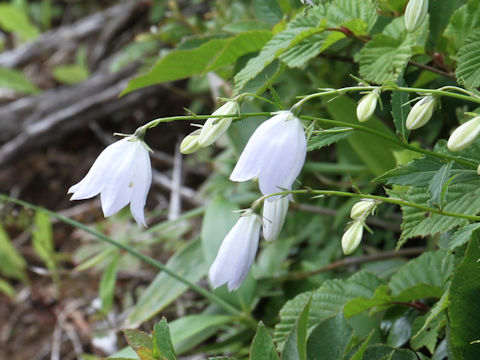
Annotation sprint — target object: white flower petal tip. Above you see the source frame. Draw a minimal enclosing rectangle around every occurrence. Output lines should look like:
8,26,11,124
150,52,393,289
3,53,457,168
406,96,437,130
342,221,364,255
229,111,307,197
68,137,152,227
350,199,377,220
447,116,480,152
404,0,429,33
180,130,201,154
300,0,314,5
262,196,289,242
356,89,379,123
198,101,238,147
208,211,261,291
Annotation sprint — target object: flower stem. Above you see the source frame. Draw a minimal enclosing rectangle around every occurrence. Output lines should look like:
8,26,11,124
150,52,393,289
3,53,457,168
0,194,245,318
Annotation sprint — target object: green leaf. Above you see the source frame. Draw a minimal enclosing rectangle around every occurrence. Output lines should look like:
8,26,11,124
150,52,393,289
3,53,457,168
362,345,417,360
444,0,480,50
410,313,445,353
307,127,354,151
32,211,57,274
122,31,272,95
387,316,411,347
0,4,39,41
123,330,153,352
0,224,27,282
273,271,383,350
253,0,283,25
0,278,15,299
153,319,176,360
348,330,374,360
357,33,414,84
390,77,410,142
306,312,353,360
0,67,40,94
250,322,279,360
427,162,453,208
169,314,232,354
52,64,90,85
99,251,120,314
449,223,480,250
448,234,480,359
456,28,480,88
375,157,445,186
126,239,207,326
282,297,311,360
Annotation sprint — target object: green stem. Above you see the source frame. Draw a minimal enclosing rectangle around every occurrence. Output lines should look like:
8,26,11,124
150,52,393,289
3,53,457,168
0,194,244,318
255,190,480,222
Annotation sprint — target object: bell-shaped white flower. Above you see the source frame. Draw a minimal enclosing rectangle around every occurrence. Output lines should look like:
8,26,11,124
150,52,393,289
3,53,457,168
406,96,437,130
263,196,289,242
230,111,307,197
356,89,379,123
198,101,239,147
342,221,364,255
447,116,480,152
350,199,377,220
68,136,152,227
404,0,429,33
209,211,261,291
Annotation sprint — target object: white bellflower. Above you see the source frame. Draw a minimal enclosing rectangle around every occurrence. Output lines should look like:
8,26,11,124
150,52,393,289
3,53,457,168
68,137,152,227
263,196,289,242
209,211,261,291
230,111,307,197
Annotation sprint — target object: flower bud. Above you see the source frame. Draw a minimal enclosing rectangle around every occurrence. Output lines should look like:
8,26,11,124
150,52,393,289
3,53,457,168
262,196,289,242
406,96,437,130
180,130,201,154
404,0,429,33
198,101,239,147
342,221,364,255
350,199,376,220
447,116,480,152
356,89,379,123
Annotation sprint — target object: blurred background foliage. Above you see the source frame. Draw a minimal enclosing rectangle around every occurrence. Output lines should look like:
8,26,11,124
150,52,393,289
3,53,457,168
0,0,479,359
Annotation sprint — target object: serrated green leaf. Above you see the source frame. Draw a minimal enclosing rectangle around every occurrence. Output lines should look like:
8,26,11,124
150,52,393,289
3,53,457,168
449,223,480,250
410,313,445,353
391,77,410,142
0,4,39,41
444,0,480,50
122,31,271,95
99,251,119,314
282,297,311,360
253,0,283,25
306,312,353,359
448,234,480,358
153,319,176,360
307,127,354,151
427,162,453,208
375,157,445,186
123,330,153,352
273,271,383,350
0,67,40,94
126,239,206,326
348,330,374,360
357,33,414,84
363,345,417,360
250,322,279,360
456,28,480,88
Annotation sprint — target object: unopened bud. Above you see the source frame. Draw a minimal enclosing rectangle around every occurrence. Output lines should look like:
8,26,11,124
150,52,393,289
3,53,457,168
406,96,437,130
405,0,429,33
447,116,480,152
350,199,377,220
356,89,379,123
180,130,201,154
198,101,239,147
342,221,364,255
477,164,480,176
262,196,289,242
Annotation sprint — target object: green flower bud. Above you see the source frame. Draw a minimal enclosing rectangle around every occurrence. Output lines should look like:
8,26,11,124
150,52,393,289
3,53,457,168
405,0,429,33
341,221,364,255
180,130,201,154
356,89,379,123
447,116,480,152
406,96,437,130
350,199,377,220
198,101,239,147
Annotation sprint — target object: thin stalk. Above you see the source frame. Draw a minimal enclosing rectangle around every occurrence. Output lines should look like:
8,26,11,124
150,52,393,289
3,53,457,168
0,194,244,318
254,190,480,222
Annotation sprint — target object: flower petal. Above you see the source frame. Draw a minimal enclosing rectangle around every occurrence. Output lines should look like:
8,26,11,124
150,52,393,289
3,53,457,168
130,143,152,227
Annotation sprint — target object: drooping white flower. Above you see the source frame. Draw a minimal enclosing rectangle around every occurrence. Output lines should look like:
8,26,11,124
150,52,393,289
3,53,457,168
263,196,289,242
209,211,261,291
230,111,307,197
68,136,152,227
447,116,480,152
342,221,364,255
198,101,239,147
